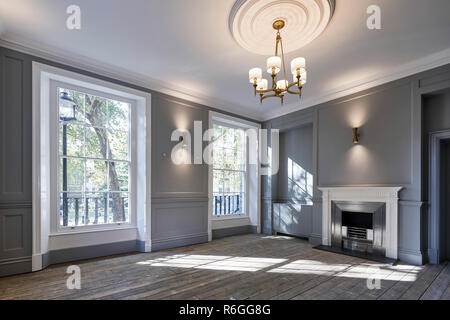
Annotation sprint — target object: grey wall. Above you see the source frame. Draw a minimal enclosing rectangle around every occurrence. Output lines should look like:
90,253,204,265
276,124,313,200
272,124,314,238
0,46,259,276
262,63,450,265
151,94,210,250
0,48,32,276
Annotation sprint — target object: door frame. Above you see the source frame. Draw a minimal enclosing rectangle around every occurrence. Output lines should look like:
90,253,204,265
428,129,450,264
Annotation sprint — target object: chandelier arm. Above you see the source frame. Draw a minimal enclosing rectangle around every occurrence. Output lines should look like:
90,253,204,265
256,88,276,94
261,93,282,101
287,81,301,90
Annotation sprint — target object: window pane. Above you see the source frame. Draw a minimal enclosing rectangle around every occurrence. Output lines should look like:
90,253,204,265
213,193,222,216
213,125,224,148
108,130,128,160
85,95,108,128
58,89,85,122
109,162,129,191
108,193,129,223
232,172,244,193
60,158,84,192
59,123,84,157
235,148,245,171
59,194,85,227
85,127,107,159
85,160,107,191
223,171,232,193
85,193,108,225
213,147,224,169
109,101,129,131
213,170,223,193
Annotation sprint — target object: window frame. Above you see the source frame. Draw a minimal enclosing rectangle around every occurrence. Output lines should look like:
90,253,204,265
50,80,137,233
211,119,250,220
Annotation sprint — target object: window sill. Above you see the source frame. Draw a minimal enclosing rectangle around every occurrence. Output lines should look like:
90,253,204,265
49,225,137,237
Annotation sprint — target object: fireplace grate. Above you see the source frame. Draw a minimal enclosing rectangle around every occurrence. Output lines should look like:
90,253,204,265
346,226,368,240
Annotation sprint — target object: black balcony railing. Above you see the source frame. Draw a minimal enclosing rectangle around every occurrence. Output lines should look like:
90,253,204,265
213,194,243,216
60,195,128,226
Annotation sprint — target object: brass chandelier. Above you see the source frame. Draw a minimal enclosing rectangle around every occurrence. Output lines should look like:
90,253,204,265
249,20,307,104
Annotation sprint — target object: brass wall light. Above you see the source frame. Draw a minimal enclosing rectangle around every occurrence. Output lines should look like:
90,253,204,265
352,128,360,144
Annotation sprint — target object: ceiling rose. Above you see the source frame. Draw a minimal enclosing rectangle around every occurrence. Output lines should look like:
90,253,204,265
229,0,336,55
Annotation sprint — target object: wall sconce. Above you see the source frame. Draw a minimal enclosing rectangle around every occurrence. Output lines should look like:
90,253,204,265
352,127,360,144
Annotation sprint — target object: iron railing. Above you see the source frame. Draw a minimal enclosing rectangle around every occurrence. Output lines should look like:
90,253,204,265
60,195,128,226
213,194,243,216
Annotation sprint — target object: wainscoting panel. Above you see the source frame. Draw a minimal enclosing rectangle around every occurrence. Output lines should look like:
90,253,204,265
0,48,33,276
0,52,32,202
398,201,425,265
273,203,312,238
151,199,209,251
0,205,32,276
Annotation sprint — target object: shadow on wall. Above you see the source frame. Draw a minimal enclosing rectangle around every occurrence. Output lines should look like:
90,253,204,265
287,157,313,203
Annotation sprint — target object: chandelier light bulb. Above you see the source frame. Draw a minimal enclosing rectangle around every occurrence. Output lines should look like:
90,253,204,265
257,78,268,90
291,57,306,74
249,67,262,83
276,80,288,90
267,56,281,74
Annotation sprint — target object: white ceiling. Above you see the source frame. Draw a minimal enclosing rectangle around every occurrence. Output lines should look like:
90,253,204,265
1,0,450,121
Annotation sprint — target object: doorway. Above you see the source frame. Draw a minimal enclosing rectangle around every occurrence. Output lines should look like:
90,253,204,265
440,140,450,261
429,131,450,263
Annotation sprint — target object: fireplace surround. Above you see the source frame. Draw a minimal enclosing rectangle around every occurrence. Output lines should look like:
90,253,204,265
319,187,403,260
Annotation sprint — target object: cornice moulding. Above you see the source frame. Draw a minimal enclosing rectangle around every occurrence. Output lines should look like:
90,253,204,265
0,35,263,121
1,35,450,123
264,47,450,121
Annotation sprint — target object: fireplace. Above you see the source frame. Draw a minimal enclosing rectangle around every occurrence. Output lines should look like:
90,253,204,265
318,187,403,260
331,201,385,257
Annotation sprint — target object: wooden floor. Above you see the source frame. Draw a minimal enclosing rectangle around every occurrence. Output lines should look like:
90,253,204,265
1,234,449,300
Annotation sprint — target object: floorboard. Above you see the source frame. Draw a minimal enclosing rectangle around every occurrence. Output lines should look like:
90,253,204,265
0,234,448,300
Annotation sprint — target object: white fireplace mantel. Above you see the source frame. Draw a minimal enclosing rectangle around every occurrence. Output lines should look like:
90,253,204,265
318,186,404,259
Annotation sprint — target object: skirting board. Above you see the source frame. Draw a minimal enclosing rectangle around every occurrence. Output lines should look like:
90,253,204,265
0,257,32,277
151,233,209,251
212,225,257,240
399,248,425,265
308,234,322,246
42,240,139,268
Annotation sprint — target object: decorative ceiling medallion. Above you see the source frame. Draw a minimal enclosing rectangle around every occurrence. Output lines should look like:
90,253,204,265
229,0,335,55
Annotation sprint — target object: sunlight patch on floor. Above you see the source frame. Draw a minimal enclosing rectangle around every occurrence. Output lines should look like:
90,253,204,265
267,259,351,276
261,236,293,240
137,254,287,272
267,259,421,281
